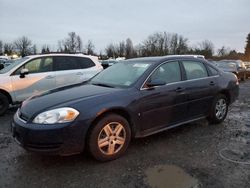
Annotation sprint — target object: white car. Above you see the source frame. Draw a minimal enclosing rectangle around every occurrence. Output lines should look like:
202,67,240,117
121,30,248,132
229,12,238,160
0,53,103,115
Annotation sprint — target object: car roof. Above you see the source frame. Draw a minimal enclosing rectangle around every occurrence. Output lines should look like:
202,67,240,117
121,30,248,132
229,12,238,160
125,55,206,64
26,53,99,63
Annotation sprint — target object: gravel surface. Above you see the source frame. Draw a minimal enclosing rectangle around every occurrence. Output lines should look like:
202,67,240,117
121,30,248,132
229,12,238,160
0,80,250,188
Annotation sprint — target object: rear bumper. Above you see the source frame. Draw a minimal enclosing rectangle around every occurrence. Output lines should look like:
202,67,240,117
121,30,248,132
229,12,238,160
11,112,88,156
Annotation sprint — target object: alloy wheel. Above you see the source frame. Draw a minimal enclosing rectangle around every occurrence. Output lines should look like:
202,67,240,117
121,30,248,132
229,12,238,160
98,122,126,155
215,98,227,120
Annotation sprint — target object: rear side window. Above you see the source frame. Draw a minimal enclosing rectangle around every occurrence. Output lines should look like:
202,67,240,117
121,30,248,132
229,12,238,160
182,61,208,80
54,56,81,71
77,57,95,68
207,65,219,76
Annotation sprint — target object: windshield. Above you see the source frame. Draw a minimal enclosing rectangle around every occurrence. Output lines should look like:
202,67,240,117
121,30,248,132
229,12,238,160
0,57,29,74
90,61,152,88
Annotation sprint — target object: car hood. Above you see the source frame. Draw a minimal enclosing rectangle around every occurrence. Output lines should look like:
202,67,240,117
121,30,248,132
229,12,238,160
20,83,120,118
218,67,236,72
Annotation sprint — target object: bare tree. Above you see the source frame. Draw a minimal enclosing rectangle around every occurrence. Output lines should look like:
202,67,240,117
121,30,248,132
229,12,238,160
32,44,37,55
76,36,82,52
118,41,126,57
217,46,230,57
244,33,250,61
41,45,50,54
4,43,14,55
14,36,32,57
139,32,188,56
198,40,214,58
105,43,116,58
125,38,134,59
176,36,188,54
86,40,95,55
59,32,83,53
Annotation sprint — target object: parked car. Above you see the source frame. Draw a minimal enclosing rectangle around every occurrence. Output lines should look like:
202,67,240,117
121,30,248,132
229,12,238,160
0,53,103,115
218,60,247,81
100,59,119,69
216,61,237,75
12,55,239,161
0,58,8,70
244,62,250,78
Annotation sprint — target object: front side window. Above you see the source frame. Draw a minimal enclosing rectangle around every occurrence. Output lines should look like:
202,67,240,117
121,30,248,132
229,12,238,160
14,57,53,75
182,61,208,80
149,61,181,84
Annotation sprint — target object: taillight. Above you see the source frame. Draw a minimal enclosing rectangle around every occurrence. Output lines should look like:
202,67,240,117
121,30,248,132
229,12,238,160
97,64,103,70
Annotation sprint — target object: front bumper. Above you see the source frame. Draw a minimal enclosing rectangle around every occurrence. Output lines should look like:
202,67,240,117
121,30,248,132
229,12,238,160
11,112,88,156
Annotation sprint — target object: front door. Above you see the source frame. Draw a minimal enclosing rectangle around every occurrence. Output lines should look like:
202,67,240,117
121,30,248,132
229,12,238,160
139,61,188,131
11,57,56,102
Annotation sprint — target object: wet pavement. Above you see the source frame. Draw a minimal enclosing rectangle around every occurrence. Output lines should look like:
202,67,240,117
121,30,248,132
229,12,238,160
0,80,250,188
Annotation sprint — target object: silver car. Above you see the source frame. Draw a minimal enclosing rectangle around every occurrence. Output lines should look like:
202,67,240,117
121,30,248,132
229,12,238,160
0,53,103,115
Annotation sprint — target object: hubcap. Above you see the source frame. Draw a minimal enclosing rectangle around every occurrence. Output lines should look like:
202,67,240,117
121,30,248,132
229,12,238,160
98,122,126,155
215,99,227,120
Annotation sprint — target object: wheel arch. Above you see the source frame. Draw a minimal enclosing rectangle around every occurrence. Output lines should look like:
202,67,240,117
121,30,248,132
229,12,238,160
88,108,136,138
219,90,231,104
0,89,13,104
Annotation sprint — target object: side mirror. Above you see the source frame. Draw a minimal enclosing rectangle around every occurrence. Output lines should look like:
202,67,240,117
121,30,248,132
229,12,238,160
20,68,29,78
147,79,166,88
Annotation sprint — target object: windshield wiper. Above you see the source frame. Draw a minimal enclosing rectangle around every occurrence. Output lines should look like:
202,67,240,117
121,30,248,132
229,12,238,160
91,82,114,88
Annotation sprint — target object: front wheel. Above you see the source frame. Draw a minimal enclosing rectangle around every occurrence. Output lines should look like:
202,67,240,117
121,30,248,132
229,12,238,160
88,114,131,161
0,93,9,116
208,94,228,124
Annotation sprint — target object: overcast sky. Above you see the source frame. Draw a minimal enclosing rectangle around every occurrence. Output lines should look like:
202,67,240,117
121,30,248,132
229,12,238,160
0,0,249,53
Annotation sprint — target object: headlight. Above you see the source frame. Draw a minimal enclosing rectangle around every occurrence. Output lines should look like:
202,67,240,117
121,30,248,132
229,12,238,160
33,107,79,124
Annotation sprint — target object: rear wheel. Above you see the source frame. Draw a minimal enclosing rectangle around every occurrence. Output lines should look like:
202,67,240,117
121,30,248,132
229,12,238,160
0,93,9,116
208,94,228,124
88,114,131,161
241,73,246,81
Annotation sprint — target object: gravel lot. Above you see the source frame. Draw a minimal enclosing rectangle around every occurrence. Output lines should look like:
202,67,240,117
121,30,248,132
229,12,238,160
0,80,250,188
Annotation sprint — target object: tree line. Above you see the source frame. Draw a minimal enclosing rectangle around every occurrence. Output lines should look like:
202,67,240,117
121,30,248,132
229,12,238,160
0,32,249,61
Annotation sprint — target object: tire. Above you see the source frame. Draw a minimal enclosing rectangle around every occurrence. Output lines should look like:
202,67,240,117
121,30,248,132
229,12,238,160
88,114,131,161
208,94,228,124
0,93,9,116
241,73,246,81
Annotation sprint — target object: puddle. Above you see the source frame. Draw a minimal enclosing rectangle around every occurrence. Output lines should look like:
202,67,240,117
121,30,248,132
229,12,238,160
144,165,199,188
219,144,250,165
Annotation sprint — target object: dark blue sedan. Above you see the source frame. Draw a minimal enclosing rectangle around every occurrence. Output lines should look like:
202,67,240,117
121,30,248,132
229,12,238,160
12,55,239,161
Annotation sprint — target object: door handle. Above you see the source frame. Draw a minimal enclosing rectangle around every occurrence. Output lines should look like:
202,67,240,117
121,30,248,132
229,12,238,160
209,81,215,86
46,75,55,79
175,87,185,92
76,72,84,75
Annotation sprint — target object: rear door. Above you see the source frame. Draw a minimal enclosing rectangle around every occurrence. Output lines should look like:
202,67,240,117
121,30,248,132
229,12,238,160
54,56,98,88
139,61,188,131
181,60,219,118
11,57,56,101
